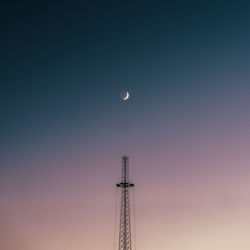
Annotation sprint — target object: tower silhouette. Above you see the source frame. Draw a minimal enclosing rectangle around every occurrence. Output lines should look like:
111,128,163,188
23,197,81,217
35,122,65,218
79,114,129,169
116,156,134,250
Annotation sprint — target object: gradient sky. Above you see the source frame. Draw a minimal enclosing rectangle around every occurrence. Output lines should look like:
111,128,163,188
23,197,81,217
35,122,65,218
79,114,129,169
1,1,250,250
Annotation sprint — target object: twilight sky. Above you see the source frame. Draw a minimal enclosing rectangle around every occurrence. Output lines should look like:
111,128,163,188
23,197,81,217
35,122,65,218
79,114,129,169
1,1,250,250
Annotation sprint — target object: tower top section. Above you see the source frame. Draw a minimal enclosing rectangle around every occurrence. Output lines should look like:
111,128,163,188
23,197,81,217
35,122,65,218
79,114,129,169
116,156,134,188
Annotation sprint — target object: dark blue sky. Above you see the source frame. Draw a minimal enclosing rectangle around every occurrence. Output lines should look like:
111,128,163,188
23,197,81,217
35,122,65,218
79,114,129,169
1,0,250,161
1,0,250,160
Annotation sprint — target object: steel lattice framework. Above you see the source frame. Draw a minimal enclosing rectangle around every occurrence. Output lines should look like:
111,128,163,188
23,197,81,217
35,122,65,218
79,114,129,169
116,156,134,250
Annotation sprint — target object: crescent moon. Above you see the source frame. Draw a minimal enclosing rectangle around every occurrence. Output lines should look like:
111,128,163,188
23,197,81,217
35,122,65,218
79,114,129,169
123,91,130,100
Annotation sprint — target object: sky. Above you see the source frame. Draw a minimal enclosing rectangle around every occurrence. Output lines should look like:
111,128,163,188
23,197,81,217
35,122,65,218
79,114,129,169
1,0,250,249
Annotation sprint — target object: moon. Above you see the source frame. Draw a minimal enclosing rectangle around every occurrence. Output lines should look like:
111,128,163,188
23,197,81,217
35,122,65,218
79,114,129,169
121,91,130,101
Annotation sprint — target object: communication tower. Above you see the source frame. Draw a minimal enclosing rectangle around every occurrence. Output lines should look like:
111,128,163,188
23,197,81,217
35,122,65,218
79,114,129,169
116,156,134,250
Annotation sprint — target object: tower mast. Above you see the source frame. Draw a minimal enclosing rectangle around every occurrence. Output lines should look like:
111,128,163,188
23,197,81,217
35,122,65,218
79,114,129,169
116,156,134,250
